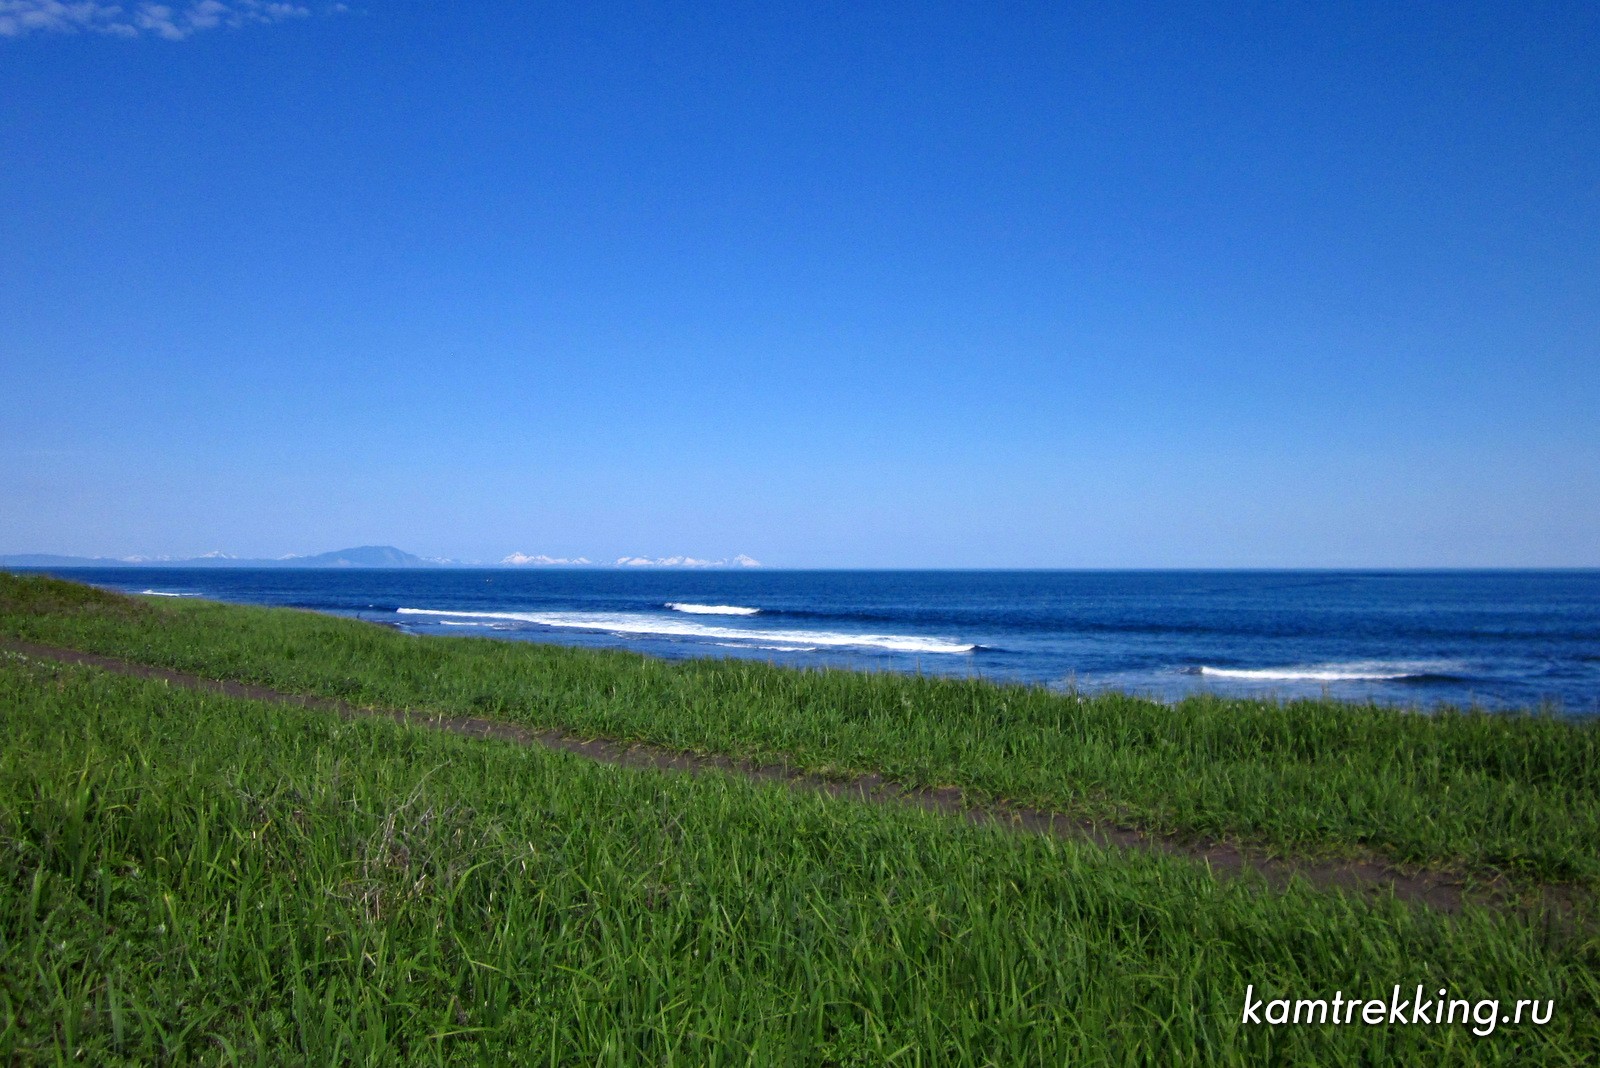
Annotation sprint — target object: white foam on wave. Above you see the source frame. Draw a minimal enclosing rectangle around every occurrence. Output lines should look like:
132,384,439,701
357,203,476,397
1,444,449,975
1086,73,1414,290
666,602,761,616
139,589,197,597
1199,661,1453,682
397,607,975,655
713,642,818,652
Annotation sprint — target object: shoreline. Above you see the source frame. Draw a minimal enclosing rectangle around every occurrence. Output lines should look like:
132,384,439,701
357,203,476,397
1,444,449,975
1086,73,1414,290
3,571,1596,894
14,564,1598,714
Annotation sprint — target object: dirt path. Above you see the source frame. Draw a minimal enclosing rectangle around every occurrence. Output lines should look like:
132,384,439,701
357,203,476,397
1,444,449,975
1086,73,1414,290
1,638,1548,914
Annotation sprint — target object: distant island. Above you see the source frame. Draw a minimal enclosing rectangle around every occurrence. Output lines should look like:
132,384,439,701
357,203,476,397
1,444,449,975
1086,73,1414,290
0,545,438,569
0,546,763,569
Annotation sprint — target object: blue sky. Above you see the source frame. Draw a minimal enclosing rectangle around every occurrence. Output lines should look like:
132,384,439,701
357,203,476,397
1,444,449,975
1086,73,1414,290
2,1,1596,567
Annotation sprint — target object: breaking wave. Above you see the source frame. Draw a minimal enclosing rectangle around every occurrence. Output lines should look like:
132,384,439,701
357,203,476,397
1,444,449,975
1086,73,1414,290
712,642,818,652
397,607,975,654
1196,661,1463,682
665,603,761,616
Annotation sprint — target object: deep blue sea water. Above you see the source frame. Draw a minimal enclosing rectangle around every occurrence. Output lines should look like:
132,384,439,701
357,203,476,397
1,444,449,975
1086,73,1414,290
29,568,1600,715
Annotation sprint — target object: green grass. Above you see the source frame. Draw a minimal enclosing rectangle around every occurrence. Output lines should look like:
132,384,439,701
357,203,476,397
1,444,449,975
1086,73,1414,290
2,572,1597,891
2,654,1596,1064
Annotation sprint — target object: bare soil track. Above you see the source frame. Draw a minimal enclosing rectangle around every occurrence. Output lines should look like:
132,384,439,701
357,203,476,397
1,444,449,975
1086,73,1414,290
3,638,1568,916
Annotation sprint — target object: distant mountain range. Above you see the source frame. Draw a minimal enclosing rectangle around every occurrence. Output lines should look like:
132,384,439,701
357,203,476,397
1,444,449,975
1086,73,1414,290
0,545,438,569
0,546,764,569
504,553,762,568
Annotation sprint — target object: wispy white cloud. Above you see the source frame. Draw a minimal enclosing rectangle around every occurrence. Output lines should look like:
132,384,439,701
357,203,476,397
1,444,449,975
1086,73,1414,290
0,0,333,39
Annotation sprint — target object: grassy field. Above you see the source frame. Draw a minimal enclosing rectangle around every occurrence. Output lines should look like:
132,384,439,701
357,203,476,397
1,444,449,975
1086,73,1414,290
2,651,1597,1064
1,572,1597,891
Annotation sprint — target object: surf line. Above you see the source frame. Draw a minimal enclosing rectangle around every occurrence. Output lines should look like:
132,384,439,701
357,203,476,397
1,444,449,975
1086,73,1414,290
666,602,761,616
397,607,977,655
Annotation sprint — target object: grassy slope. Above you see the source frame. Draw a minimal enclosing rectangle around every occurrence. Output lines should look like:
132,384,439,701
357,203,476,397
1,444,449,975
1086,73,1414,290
1,572,1598,890
2,655,1596,1065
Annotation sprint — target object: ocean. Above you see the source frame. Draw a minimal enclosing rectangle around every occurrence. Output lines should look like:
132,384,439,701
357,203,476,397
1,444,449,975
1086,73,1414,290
39,568,1600,715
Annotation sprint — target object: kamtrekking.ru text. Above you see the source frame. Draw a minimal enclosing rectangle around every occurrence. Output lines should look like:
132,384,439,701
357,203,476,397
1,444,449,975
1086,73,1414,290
1240,985,1553,1037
